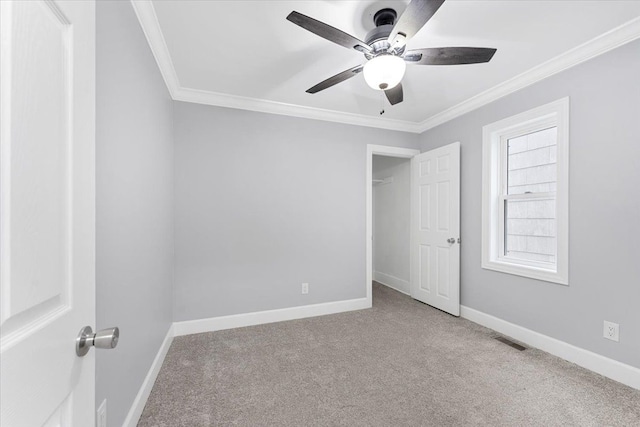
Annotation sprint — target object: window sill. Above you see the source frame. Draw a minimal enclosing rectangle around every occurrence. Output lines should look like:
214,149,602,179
482,258,568,285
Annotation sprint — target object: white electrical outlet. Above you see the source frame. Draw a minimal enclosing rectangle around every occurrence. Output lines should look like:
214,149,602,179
97,399,107,427
603,321,619,342
301,283,309,295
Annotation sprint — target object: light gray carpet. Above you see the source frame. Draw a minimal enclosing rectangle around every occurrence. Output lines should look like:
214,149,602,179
139,283,640,426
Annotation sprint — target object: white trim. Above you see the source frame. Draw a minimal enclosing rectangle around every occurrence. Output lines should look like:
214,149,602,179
481,97,569,285
417,16,640,132
173,298,370,337
173,87,422,133
122,325,175,427
130,0,180,97
460,305,640,391
367,145,420,307
373,272,411,296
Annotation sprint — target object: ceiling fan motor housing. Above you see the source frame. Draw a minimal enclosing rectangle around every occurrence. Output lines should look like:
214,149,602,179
373,8,397,27
365,9,404,58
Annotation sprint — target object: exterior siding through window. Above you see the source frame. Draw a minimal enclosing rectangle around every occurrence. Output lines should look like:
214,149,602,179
505,127,558,264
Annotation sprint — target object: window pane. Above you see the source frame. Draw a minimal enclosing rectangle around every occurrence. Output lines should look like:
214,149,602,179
507,127,557,194
505,198,556,264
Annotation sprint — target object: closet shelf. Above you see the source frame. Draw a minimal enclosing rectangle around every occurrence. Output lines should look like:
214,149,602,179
373,177,394,185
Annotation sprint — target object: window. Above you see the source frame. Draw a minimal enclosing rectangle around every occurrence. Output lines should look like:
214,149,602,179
482,98,569,284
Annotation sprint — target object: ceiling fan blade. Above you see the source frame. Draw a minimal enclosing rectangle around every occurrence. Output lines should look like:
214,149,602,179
404,47,497,65
385,84,403,105
306,65,364,94
388,0,446,45
287,11,372,54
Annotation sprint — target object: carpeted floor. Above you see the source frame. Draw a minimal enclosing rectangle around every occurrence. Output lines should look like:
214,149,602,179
139,283,640,426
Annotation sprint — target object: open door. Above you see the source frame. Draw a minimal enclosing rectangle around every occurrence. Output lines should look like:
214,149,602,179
1,1,96,425
410,142,460,316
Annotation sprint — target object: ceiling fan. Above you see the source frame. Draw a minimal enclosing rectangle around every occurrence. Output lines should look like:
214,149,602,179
286,0,497,106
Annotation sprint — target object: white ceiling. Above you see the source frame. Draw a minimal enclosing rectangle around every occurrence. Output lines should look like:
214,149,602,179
145,0,640,130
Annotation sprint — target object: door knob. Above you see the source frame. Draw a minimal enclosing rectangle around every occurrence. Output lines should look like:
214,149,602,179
447,238,456,244
76,326,119,357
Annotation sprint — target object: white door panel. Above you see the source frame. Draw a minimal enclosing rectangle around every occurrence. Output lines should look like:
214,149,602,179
1,1,95,425
411,142,460,316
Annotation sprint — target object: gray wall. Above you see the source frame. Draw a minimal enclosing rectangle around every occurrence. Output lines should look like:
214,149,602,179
96,2,174,426
173,102,419,321
419,39,640,369
373,156,411,294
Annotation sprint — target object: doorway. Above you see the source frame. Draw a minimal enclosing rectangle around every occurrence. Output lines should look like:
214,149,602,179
372,155,412,296
366,145,419,306
366,143,461,316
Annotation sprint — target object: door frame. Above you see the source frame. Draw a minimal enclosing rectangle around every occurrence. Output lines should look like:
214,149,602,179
366,145,420,306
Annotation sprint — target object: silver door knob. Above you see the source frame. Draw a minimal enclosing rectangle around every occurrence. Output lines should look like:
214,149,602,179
447,238,456,244
76,326,119,357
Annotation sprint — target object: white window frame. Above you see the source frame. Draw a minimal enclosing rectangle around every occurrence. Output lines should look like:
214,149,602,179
481,98,569,285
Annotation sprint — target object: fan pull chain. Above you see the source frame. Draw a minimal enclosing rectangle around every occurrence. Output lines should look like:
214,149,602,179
379,92,385,115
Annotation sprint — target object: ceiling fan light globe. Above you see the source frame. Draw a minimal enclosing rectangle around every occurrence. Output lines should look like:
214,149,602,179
363,55,406,91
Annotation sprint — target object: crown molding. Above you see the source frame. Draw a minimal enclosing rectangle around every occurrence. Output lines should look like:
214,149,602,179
130,0,180,97
416,16,640,133
131,0,640,135
173,87,422,133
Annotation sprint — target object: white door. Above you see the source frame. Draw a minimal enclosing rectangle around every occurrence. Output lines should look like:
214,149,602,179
1,1,96,426
410,142,460,316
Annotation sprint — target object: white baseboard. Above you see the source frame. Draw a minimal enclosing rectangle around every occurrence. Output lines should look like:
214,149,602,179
123,325,175,427
460,305,640,391
173,297,371,337
373,271,410,295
